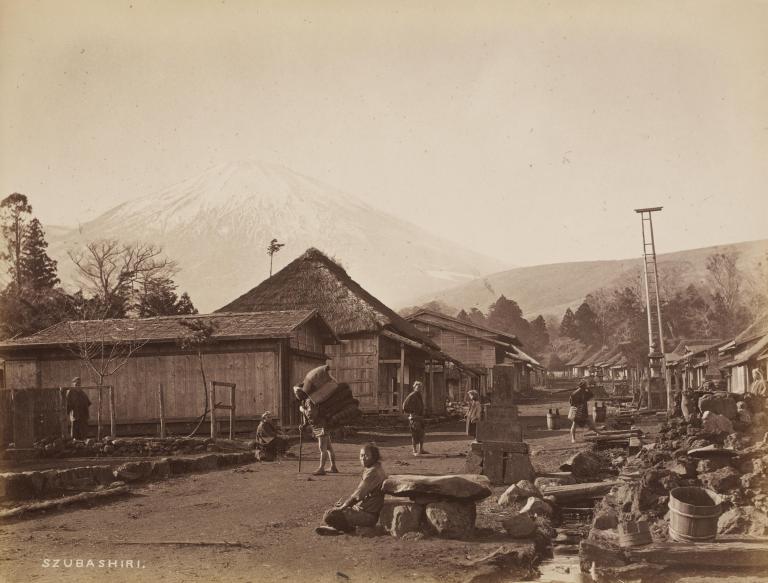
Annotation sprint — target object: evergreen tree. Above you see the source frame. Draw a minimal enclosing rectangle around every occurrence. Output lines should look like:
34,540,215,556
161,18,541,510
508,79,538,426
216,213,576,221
559,307,578,338
529,315,550,357
468,307,487,327
487,295,531,342
20,218,59,290
456,309,472,323
138,278,197,317
573,301,600,345
0,192,32,288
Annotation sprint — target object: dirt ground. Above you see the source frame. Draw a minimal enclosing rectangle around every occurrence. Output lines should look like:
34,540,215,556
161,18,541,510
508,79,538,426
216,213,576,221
2,393,758,583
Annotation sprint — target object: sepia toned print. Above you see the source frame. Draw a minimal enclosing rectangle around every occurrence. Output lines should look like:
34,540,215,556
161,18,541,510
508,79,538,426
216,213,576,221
1,1,767,582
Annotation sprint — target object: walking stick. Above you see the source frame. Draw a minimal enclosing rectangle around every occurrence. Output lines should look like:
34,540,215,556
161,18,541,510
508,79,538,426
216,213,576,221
298,424,303,473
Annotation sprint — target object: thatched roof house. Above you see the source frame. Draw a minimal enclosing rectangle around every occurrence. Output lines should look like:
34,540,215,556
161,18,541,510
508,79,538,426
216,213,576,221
218,248,446,413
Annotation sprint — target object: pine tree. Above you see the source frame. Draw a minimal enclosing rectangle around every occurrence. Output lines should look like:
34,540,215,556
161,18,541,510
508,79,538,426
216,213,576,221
138,278,197,317
0,192,32,288
573,301,600,345
559,307,578,338
487,295,531,342
175,292,198,315
529,315,550,356
456,309,472,323
468,307,487,327
20,218,59,290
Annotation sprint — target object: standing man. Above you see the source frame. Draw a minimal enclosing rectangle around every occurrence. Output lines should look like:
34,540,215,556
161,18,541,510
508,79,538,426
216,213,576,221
568,379,600,443
299,396,339,476
403,381,428,456
65,377,91,440
465,390,482,438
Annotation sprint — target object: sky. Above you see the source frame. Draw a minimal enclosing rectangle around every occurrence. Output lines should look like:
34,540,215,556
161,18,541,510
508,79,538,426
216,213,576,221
1,0,766,267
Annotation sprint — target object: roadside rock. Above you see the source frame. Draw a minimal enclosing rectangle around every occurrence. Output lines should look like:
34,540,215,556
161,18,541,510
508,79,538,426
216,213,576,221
498,480,541,506
424,500,476,538
699,392,738,420
593,509,619,530
113,461,153,482
379,502,425,538
700,467,741,493
519,496,553,517
383,474,492,501
500,513,537,538
559,451,602,479
718,506,768,536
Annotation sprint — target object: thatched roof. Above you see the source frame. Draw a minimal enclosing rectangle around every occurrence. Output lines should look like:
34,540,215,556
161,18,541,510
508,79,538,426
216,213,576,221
218,248,439,351
0,310,334,350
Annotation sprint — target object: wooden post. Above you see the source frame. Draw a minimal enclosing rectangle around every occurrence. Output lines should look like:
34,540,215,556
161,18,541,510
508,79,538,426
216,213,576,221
58,387,68,438
429,360,435,412
158,383,166,438
96,387,102,441
209,381,216,440
399,343,406,409
108,386,116,438
229,385,235,440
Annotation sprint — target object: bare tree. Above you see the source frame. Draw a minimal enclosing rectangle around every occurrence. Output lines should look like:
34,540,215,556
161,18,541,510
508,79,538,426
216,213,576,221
68,240,177,314
59,296,149,387
706,251,743,314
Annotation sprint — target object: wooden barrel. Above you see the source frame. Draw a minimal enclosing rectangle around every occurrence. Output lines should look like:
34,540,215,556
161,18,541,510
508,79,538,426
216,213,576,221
669,487,721,542
619,521,651,547
546,412,558,430
593,403,607,423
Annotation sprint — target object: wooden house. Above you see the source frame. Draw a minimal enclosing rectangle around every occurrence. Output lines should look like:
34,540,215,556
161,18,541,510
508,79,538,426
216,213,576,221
218,249,447,414
0,310,336,434
720,315,768,393
405,310,543,396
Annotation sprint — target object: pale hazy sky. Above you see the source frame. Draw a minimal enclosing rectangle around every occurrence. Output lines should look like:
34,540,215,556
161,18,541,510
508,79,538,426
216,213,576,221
1,0,766,266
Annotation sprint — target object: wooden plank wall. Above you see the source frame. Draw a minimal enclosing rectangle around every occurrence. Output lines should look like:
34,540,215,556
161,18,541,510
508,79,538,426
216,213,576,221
412,321,496,368
290,319,327,355
6,346,280,424
326,334,378,411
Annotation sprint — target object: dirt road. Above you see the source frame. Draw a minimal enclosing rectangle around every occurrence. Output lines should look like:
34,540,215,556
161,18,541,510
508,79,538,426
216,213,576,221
0,411,584,583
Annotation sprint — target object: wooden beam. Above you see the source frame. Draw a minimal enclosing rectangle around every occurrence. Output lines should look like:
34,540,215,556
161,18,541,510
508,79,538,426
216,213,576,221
628,540,768,568
541,481,622,503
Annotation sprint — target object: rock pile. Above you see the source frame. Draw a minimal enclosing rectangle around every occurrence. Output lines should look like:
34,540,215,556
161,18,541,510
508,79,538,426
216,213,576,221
25,436,250,459
583,411,768,574
379,474,492,539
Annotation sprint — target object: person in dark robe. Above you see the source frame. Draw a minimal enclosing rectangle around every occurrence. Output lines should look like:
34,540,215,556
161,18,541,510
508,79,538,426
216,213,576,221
402,381,428,455
465,390,482,438
65,377,91,439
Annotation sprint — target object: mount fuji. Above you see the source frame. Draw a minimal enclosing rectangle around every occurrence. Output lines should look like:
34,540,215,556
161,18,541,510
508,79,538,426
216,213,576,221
48,160,506,312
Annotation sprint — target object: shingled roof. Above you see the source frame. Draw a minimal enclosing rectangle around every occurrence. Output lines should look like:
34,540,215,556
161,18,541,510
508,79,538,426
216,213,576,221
0,310,333,349
218,248,439,351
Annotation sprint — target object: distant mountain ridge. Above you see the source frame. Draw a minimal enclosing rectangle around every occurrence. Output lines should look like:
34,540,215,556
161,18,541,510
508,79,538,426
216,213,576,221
44,160,507,312
411,239,768,319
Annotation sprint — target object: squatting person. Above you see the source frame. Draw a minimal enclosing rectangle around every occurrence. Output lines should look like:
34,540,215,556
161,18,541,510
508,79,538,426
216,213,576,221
315,443,387,535
255,411,288,460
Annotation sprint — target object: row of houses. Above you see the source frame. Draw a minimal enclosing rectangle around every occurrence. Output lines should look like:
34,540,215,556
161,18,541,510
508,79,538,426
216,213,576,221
665,314,768,397
557,312,768,405
0,249,547,435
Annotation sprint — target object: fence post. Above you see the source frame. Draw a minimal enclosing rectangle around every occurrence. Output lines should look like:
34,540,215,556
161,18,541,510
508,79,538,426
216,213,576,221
96,387,102,441
109,386,116,438
229,385,235,440
209,381,216,440
158,382,166,438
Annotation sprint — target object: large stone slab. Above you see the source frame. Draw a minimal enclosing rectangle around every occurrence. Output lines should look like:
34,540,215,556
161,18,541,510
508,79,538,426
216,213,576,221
378,501,425,538
382,474,492,501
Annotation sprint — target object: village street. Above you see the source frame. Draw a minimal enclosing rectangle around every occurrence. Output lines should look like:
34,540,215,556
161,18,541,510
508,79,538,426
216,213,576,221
0,405,585,583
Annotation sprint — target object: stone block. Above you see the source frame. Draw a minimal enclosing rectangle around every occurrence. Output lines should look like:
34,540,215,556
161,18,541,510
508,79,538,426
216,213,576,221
699,392,738,420
113,461,153,482
379,501,425,538
476,421,523,443
424,500,476,539
498,480,541,506
193,455,219,471
151,459,171,479
383,474,492,501
482,447,535,485
500,512,536,538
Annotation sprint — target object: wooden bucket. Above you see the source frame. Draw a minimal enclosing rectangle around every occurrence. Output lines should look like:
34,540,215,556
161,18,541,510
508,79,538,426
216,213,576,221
619,520,652,547
669,487,721,542
593,403,607,423
546,411,558,430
